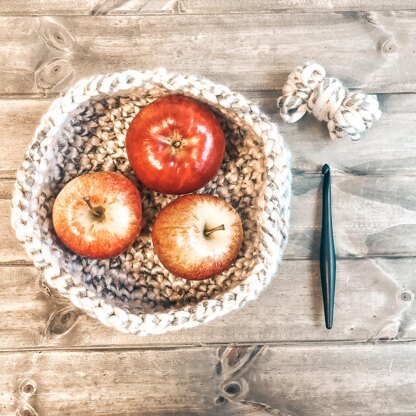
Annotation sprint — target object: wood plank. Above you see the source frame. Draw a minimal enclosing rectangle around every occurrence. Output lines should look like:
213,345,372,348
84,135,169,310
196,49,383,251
0,257,414,349
0,0,180,16
2,93,416,178
0,0,414,15
1,343,416,415
289,174,416,259
0,13,415,96
0,179,14,199
0,99,50,178
0,199,27,263
0,0,416,16
3,172,416,262
180,0,416,13
0,181,28,262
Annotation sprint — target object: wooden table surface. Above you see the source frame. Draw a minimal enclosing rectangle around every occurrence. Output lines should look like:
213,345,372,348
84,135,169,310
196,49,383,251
1,1,416,415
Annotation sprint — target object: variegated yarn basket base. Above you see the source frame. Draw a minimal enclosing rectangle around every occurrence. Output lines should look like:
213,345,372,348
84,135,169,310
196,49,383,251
11,69,291,335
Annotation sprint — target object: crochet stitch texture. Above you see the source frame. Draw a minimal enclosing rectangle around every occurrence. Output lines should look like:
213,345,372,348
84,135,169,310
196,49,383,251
11,69,291,335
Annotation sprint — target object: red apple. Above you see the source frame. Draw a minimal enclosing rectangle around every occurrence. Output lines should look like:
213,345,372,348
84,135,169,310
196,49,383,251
126,95,225,195
52,172,142,259
152,194,243,280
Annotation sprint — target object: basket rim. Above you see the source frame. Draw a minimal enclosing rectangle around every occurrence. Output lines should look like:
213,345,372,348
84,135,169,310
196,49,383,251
11,68,291,335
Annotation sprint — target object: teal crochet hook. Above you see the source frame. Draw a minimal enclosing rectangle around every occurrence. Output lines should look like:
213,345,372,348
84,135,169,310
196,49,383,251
320,164,336,329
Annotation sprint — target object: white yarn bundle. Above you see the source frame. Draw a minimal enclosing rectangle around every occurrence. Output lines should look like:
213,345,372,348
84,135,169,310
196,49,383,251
277,63,381,140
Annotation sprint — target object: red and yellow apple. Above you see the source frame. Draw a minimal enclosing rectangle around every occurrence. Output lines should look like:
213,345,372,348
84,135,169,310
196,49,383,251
126,95,225,195
52,172,142,259
152,194,243,280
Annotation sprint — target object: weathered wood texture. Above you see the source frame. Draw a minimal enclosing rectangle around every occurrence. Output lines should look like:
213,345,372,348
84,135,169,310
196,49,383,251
180,0,416,13
1,344,416,415
0,13,414,96
0,0,180,15
1,4,416,415
1,93,416,178
0,257,414,349
0,0,415,15
2,172,416,263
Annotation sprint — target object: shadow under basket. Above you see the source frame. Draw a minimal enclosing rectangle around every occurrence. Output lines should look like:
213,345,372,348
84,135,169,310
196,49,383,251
11,69,291,335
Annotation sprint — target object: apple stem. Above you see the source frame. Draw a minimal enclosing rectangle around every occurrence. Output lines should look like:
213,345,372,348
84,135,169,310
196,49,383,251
204,224,225,237
83,197,102,217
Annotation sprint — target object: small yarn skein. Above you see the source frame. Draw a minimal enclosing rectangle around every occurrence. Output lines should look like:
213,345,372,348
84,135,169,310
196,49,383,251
277,63,381,140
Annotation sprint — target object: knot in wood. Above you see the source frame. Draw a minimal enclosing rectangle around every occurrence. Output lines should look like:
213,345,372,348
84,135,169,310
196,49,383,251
19,379,37,397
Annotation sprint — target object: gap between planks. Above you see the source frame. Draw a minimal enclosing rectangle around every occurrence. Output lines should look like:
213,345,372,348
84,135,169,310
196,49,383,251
0,338,416,354
2,254,416,269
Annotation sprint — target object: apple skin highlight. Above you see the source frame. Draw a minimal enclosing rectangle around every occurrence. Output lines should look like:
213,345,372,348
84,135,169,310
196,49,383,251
126,95,225,195
152,194,243,280
52,172,142,259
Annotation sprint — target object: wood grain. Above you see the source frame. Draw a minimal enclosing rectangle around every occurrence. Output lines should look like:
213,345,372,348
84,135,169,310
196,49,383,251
0,257,414,349
2,93,416,179
0,100,50,179
180,0,416,13
1,343,416,415
2,172,416,263
0,13,414,96
0,3,415,414
0,0,414,15
289,174,416,259
0,0,180,16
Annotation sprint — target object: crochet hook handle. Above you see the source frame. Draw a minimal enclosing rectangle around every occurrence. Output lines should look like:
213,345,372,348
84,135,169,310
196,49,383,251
320,164,336,329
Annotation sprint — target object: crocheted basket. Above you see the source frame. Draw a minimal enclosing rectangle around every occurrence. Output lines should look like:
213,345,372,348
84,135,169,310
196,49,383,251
11,69,291,335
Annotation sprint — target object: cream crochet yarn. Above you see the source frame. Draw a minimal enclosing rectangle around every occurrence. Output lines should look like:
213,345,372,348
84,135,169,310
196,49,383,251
11,68,291,335
277,63,381,140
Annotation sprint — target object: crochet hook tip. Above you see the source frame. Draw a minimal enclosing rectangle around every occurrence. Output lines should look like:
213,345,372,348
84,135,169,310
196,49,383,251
325,316,333,330
322,163,330,175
